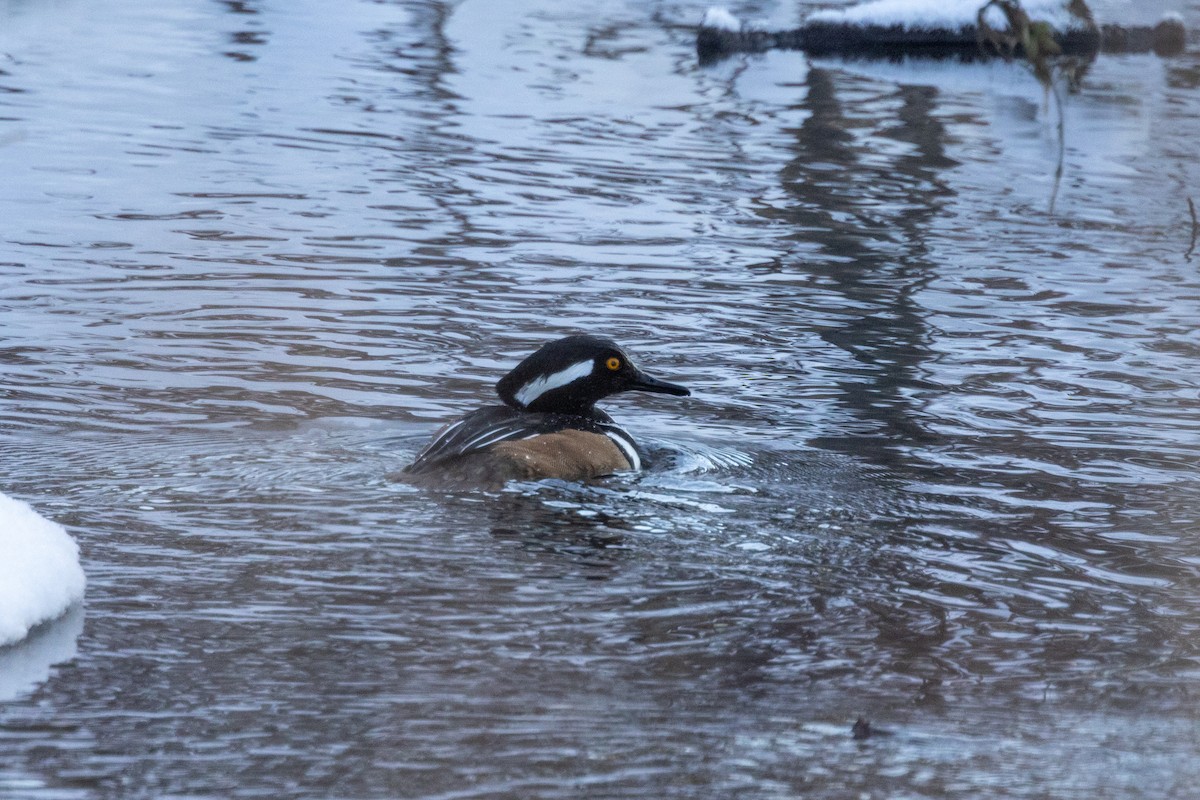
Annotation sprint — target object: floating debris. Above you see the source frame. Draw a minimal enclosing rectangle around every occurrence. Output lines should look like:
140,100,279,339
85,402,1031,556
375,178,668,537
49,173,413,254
851,716,894,739
1186,197,1198,262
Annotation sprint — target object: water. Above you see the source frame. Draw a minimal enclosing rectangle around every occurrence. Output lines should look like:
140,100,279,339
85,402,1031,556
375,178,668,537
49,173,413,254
2,0,1200,796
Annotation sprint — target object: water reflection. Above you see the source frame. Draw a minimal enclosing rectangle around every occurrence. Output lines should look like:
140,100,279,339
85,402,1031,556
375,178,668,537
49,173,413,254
0,606,84,703
218,0,267,63
760,67,954,465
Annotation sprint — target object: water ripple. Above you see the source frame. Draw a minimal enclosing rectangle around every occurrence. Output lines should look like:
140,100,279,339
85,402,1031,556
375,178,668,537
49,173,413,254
3,0,1200,796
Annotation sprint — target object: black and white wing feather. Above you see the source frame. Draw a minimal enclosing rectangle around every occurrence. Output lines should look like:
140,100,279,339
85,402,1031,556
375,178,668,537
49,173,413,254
404,405,630,474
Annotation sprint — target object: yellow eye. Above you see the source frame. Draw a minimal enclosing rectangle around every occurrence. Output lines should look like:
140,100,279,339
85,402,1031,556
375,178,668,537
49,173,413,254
605,357,621,371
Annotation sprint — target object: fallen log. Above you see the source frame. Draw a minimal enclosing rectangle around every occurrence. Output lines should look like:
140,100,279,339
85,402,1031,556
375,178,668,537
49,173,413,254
697,2,1187,63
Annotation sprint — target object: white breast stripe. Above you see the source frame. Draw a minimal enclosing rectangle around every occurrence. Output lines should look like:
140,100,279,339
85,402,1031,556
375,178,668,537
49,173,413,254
604,429,641,471
514,359,594,408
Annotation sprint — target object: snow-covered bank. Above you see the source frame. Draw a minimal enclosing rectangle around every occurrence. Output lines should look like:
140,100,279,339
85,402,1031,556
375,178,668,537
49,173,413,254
0,492,86,647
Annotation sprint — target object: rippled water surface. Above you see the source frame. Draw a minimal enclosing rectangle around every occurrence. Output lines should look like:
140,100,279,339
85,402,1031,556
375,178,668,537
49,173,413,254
3,0,1200,797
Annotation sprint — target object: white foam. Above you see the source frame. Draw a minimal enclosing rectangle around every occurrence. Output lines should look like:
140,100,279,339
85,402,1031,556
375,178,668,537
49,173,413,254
702,7,742,32
0,492,86,648
808,0,1089,33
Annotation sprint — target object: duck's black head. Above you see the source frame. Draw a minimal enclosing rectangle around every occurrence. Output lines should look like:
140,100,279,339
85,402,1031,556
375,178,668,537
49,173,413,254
495,334,690,415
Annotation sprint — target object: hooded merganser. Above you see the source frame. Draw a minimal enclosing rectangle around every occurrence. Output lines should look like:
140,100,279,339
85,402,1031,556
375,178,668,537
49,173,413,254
403,335,690,487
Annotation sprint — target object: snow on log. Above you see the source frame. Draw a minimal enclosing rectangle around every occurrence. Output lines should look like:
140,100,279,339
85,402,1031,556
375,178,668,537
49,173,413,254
697,2,1186,62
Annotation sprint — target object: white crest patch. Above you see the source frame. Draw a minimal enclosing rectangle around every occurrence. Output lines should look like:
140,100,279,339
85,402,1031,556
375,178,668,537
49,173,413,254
515,359,594,408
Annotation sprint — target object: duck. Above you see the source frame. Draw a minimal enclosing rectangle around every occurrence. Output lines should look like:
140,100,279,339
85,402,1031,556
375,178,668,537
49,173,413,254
403,334,689,487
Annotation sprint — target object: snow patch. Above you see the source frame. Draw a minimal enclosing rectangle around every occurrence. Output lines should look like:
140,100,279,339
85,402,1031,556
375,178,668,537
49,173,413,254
0,492,86,648
702,7,742,32
808,0,1090,33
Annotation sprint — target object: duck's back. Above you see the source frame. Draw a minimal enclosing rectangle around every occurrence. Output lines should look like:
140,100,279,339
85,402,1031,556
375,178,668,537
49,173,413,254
403,405,640,488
